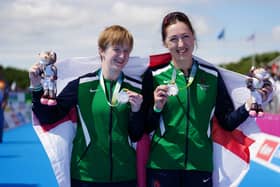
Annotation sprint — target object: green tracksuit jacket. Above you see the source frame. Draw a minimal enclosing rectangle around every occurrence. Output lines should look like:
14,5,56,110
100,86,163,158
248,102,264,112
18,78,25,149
142,60,249,172
32,69,144,182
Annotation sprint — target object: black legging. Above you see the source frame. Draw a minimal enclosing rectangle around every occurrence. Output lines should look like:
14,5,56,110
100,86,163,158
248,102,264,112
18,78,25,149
147,168,212,187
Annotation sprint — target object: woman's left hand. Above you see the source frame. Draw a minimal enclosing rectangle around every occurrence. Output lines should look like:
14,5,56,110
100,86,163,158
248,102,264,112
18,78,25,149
127,90,143,112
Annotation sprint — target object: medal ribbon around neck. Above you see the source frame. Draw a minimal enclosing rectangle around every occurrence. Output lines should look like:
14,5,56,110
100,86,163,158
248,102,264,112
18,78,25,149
99,69,123,107
170,59,198,88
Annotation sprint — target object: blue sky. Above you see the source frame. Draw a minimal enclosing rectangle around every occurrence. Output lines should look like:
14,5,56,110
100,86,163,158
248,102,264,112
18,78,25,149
1,0,280,70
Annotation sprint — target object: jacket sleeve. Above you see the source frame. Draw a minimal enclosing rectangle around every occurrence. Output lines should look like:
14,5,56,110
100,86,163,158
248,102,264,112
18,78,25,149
141,68,161,133
128,110,145,142
215,73,249,131
32,79,79,125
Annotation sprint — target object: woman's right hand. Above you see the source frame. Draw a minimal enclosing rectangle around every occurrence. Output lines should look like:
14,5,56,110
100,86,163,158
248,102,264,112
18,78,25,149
29,63,42,87
153,85,169,111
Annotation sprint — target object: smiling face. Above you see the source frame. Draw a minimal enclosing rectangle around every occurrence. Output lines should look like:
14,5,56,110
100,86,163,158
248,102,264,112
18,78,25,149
161,12,196,70
97,25,133,80
164,21,195,64
99,44,130,75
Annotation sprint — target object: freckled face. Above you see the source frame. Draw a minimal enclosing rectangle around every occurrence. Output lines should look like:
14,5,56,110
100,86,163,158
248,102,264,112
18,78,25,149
164,21,195,62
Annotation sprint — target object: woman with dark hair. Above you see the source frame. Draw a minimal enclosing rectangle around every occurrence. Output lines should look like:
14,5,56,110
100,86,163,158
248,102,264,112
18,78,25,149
142,11,272,187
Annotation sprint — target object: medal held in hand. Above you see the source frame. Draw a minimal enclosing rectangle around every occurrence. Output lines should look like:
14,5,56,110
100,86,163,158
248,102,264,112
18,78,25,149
167,83,178,96
117,89,129,104
167,67,179,96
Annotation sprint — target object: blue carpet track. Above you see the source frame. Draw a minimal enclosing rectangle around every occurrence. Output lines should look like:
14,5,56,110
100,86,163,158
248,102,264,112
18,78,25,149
1,124,280,187
0,124,58,187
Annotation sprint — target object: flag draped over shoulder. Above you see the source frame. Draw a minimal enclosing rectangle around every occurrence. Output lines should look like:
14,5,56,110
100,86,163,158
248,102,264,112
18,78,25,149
32,56,148,187
32,53,259,187
137,53,260,187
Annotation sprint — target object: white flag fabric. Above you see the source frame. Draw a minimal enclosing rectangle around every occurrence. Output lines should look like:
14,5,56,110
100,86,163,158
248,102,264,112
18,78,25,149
33,54,259,187
205,61,259,187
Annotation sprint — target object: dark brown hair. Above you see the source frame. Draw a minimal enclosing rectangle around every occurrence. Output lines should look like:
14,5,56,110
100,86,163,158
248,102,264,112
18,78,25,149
161,11,195,42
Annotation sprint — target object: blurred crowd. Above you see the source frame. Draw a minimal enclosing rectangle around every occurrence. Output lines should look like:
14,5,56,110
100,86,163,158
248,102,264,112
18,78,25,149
264,63,280,114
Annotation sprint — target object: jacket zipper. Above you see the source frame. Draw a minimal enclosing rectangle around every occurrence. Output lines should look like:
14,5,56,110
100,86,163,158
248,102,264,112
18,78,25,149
109,81,113,181
184,86,190,167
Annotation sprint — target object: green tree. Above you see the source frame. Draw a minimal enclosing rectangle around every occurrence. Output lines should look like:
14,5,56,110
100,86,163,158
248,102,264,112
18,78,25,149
1,66,29,90
220,51,280,74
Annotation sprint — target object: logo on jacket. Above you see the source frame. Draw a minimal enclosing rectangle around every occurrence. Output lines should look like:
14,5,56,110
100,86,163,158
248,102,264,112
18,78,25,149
197,77,210,90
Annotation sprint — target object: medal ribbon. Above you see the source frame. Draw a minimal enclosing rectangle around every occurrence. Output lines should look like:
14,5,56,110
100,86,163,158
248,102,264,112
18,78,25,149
171,59,198,88
99,70,123,106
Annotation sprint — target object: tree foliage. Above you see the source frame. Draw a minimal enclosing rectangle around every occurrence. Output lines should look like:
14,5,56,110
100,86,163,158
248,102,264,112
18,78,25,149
0,65,29,90
220,51,280,74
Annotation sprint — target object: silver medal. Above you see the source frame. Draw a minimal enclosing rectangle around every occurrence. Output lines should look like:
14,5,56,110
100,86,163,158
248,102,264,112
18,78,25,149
117,90,129,104
167,84,178,96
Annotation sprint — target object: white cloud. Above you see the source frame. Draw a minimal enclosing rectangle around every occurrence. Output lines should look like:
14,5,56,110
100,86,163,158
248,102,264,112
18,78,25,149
0,0,173,69
111,2,166,26
0,0,279,70
272,26,280,41
191,16,209,36
0,1,94,44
